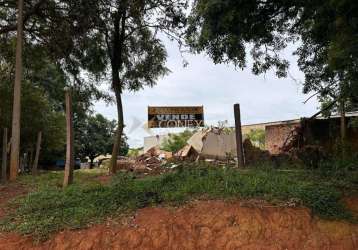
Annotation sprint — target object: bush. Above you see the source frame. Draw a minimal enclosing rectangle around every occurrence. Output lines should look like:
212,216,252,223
161,130,195,152
246,129,265,149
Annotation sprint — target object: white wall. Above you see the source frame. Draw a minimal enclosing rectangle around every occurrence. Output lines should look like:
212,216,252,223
143,135,169,152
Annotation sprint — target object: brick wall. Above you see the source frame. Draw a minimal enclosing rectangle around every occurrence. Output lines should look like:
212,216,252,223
265,123,300,155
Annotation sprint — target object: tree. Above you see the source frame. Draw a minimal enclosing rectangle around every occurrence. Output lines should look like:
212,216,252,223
1,0,112,175
9,0,24,181
247,129,265,149
294,0,358,145
187,0,358,98
127,147,143,158
186,0,298,77
161,130,194,153
187,0,358,149
88,0,188,173
76,114,129,166
0,79,66,171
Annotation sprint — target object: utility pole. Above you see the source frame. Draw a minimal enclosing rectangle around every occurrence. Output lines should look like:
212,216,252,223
2,128,8,183
32,131,42,175
9,0,24,181
63,87,74,187
234,104,245,167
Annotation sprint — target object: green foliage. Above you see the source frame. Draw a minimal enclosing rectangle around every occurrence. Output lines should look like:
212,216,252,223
246,129,265,149
1,166,355,240
161,130,195,152
76,114,129,162
349,117,358,128
71,0,188,92
127,148,143,158
187,0,358,111
0,80,66,164
0,0,109,78
0,25,110,165
186,0,294,77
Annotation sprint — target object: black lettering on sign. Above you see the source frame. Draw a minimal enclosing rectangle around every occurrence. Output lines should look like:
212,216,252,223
148,106,205,128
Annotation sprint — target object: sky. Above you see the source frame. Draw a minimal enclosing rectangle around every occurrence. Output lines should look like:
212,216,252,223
94,38,319,148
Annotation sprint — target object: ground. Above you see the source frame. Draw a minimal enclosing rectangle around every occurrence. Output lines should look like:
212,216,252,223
0,182,28,219
1,200,358,250
0,166,357,250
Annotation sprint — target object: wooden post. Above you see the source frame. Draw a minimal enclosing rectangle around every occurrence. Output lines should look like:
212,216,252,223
2,128,8,183
234,104,245,167
63,88,74,187
9,0,24,181
32,131,42,175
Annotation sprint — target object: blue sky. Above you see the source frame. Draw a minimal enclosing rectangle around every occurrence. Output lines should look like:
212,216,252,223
94,38,319,147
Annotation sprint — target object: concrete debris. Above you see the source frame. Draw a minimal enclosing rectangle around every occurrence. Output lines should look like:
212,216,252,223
175,145,198,160
186,128,239,160
116,146,175,176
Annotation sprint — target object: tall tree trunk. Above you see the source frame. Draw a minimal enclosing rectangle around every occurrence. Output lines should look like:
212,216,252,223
340,99,346,157
110,86,124,174
63,88,74,187
29,147,34,170
89,157,94,169
9,0,24,181
109,9,126,174
2,128,8,183
32,131,42,175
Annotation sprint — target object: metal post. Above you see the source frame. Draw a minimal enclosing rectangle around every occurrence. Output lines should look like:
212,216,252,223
234,104,245,167
63,88,74,187
2,128,8,183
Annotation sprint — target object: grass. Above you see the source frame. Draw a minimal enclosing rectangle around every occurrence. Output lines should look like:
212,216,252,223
17,168,107,189
0,164,357,240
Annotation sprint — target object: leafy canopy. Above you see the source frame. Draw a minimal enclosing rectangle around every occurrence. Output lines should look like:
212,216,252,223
76,114,129,162
187,0,358,109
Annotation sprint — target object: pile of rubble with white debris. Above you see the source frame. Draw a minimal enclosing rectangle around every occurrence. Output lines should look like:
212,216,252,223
174,127,271,166
176,128,237,161
116,146,176,176
115,127,272,175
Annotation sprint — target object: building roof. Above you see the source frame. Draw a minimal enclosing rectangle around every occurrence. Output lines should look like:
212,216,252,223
242,111,358,128
316,111,358,119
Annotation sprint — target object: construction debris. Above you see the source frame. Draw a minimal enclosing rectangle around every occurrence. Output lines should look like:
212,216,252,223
186,128,238,160
115,127,306,175
115,146,175,175
175,145,198,160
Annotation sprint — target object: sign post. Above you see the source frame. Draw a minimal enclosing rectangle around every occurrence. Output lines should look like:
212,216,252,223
234,104,245,167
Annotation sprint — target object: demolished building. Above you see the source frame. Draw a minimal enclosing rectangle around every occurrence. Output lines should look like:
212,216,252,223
263,112,358,155
186,128,238,160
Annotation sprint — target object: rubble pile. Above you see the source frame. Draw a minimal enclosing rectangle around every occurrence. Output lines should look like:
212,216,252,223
116,147,174,175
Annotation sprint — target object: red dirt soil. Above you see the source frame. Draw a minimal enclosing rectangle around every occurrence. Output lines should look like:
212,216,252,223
0,200,357,250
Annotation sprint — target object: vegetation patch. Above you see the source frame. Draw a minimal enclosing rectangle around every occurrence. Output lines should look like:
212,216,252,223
0,166,356,240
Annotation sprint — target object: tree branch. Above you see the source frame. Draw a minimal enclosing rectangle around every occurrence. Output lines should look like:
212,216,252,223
0,0,47,34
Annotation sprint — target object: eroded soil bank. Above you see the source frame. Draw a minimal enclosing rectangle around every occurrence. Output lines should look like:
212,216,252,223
0,200,357,250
